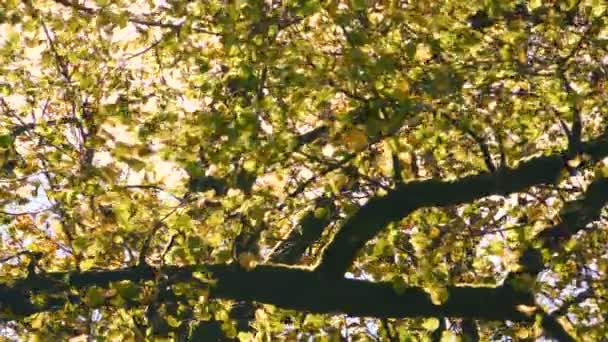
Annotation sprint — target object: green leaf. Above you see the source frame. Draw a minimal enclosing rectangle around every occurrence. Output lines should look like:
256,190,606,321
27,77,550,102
116,282,140,300
122,157,146,171
86,287,106,307
0,134,13,146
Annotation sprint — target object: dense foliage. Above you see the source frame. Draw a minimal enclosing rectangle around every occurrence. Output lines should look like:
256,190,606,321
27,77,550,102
1,0,607,340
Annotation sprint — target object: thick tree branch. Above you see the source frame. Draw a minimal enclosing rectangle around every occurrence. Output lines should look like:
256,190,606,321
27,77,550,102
315,132,608,277
0,264,534,321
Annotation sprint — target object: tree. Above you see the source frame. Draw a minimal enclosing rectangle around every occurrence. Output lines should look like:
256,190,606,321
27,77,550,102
0,0,607,340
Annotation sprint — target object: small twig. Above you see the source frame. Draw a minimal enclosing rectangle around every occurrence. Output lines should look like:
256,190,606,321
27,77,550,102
0,251,30,264
138,202,186,265
552,288,593,317
380,318,398,342
51,0,222,36
494,127,507,168
442,112,496,172
40,19,71,81
160,232,182,265
125,29,177,60
288,126,404,199
0,207,52,216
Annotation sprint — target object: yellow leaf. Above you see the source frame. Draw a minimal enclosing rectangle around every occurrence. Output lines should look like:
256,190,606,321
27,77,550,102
415,43,433,63
342,128,368,150
422,317,439,331
69,335,88,342
517,46,528,64
516,304,537,316
167,315,181,328
238,252,258,271
15,184,36,198
398,78,410,97
30,313,46,329
237,332,255,342
429,227,441,239
80,259,97,271
567,156,581,168
429,286,448,305
515,328,530,338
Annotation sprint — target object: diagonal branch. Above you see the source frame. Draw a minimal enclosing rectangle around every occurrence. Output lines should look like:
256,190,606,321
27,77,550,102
315,131,608,277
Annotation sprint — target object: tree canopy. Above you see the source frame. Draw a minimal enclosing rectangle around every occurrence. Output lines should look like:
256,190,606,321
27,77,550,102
1,0,607,340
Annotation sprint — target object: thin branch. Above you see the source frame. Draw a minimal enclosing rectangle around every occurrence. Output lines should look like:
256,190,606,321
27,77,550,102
52,0,94,14
551,288,593,317
50,0,221,36
0,207,53,216
442,112,496,172
138,202,187,266
0,251,30,264
288,124,406,199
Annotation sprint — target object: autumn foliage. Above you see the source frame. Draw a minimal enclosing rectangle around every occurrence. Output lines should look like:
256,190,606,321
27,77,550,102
1,0,608,340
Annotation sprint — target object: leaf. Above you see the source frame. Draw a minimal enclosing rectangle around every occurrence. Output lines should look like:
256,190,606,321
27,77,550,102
86,287,106,307
314,207,329,219
30,313,46,329
414,43,433,63
0,134,13,146
422,317,439,331
391,275,407,295
429,286,448,305
238,252,257,271
122,157,146,171
342,128,368,150
116,282,140,300
529,0,542,10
